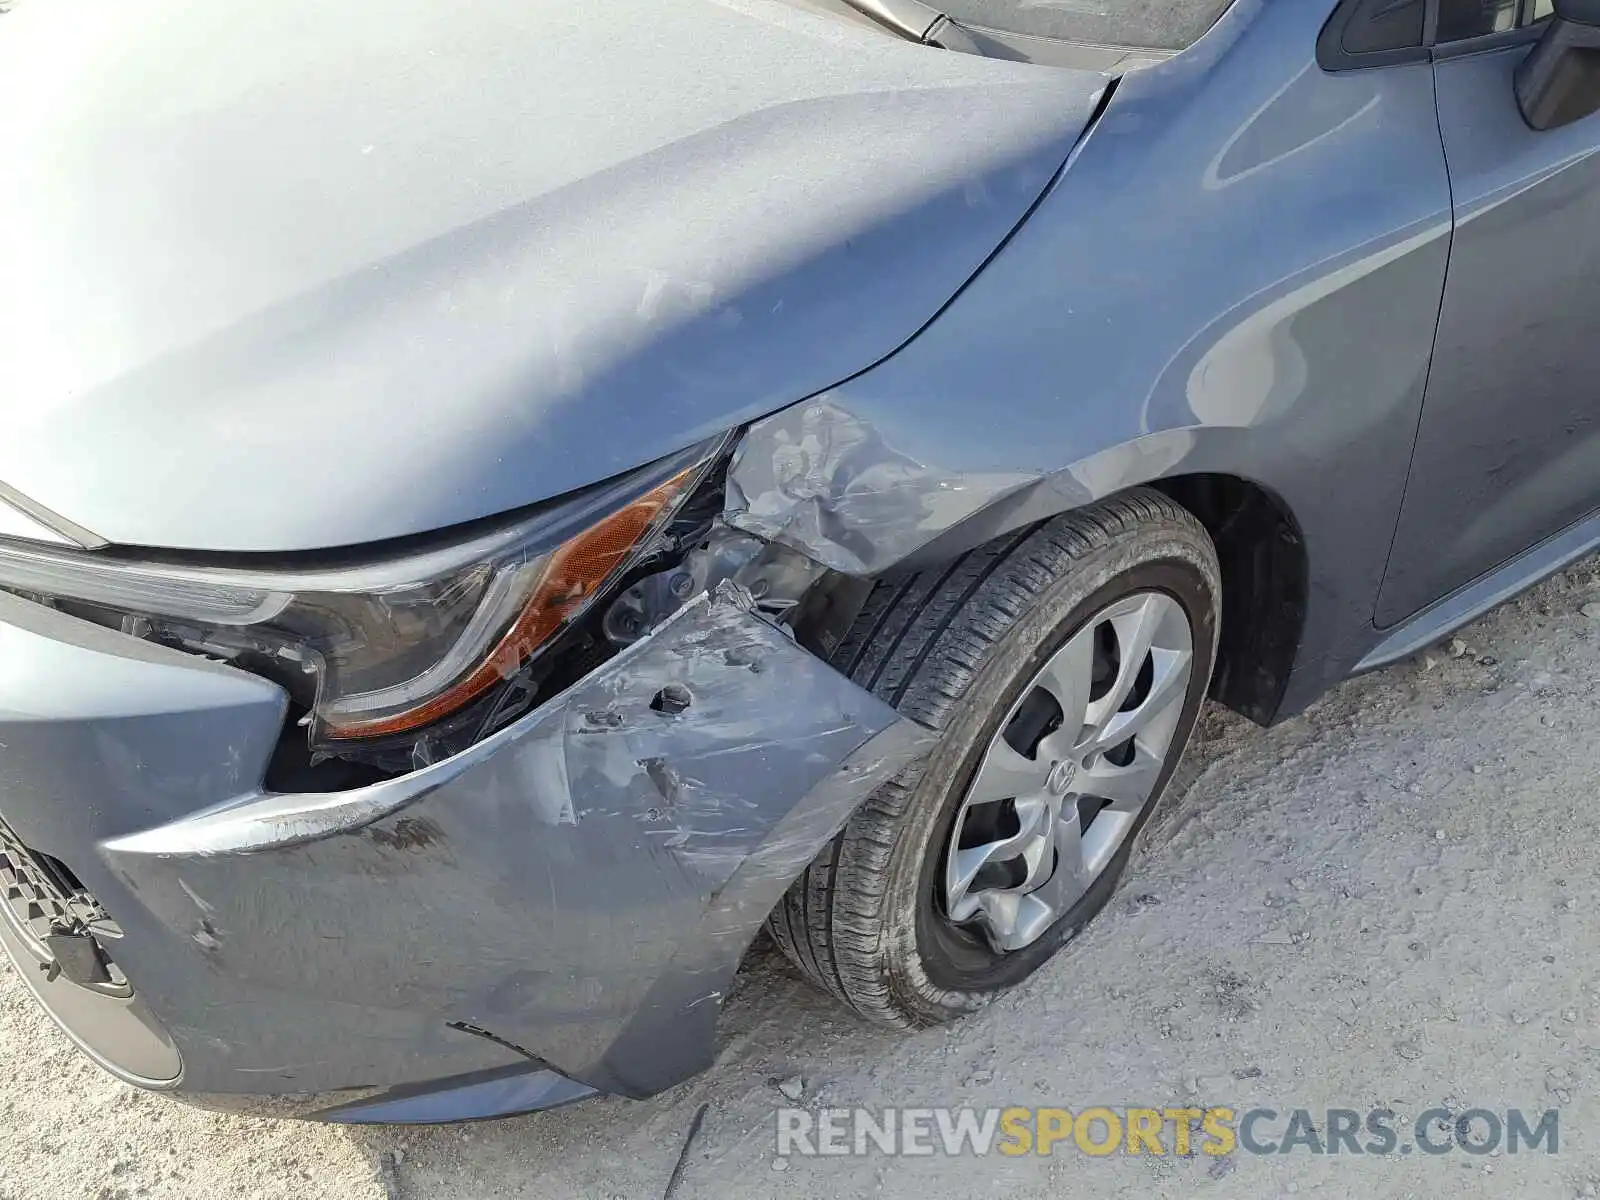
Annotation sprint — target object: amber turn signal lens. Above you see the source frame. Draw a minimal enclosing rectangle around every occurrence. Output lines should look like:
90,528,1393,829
325,468,695,740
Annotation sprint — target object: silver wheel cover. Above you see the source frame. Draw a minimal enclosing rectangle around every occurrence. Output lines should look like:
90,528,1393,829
943,591,1194,953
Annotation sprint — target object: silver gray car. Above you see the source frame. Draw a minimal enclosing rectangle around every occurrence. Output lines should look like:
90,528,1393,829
2,0,1598,1122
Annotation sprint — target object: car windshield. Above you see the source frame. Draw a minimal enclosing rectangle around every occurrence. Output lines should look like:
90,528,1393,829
938,0,1232,50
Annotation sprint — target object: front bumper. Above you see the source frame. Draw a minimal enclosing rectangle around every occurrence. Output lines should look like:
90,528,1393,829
0,584,928,1121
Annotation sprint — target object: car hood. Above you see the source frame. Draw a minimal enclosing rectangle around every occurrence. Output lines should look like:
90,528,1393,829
0,0,1104,552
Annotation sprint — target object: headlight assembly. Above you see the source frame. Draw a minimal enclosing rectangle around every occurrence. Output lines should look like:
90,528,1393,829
0,439,723,756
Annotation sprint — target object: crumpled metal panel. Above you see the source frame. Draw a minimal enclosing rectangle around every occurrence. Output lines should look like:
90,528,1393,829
723,397,1042,575
103,585,932,1097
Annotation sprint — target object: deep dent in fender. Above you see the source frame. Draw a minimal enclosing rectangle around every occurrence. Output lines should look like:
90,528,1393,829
723,397,1038,575
722,397,1204,576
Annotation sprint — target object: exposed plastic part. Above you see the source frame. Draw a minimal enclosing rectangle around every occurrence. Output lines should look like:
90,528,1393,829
1153,475,1306,726
0,859,181,1085
604,524,831,646
604,526,766,645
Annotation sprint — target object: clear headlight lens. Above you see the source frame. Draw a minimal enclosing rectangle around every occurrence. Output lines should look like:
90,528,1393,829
0,440,719,750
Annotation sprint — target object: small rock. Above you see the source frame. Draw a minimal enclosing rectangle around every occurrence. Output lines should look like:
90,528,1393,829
1422,653,1440,672
1232,1065,1263,1079
1565,1010,1579,1022
1581,602,1600,619
1289,877,1308,891
1479,655,1499,666
1435,829,1447,841
1396,1042,1423,1061
968,1069,994,1086
777,1075,805,1101
771,1158,790,1173
1448,637,1468,658
1473,764,1483,774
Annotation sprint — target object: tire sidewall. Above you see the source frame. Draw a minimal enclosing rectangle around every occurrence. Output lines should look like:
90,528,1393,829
877,525,1220,1022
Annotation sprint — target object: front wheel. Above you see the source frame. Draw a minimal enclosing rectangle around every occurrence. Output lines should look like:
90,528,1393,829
767,489,1220,1026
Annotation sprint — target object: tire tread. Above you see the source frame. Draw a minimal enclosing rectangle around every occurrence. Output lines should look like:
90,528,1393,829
768,489,1214,1024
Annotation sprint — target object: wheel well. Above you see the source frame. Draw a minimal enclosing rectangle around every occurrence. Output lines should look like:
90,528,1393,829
1151,474,1307,725
792,472,1309,725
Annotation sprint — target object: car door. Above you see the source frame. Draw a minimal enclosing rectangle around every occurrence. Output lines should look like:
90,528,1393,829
1376,0,1600,625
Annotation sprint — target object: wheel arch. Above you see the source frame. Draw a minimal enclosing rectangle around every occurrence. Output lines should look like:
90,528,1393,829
776,465,1309,727
1147,473,1307,725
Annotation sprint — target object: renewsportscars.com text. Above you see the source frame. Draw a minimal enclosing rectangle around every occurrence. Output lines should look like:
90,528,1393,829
775,1105,1559,1158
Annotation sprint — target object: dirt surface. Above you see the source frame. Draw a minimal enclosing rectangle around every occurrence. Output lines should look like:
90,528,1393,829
7,562,1600,1199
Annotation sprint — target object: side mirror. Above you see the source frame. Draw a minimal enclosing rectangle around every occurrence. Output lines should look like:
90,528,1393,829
1516,0,1600,130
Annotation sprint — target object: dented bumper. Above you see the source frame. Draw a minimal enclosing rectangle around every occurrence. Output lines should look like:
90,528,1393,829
0,586,927,1121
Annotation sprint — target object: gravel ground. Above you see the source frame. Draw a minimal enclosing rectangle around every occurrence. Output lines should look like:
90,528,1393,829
7,561,1600,1199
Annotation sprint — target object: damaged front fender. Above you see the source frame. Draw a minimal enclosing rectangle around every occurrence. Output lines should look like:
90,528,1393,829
721,396,1200,578
723,397,1045,576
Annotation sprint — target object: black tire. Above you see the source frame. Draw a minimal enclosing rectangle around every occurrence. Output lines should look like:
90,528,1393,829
766,488,1221,1026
